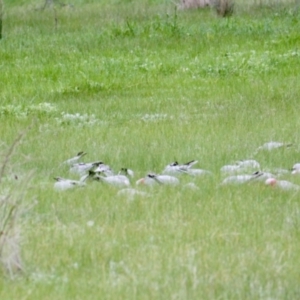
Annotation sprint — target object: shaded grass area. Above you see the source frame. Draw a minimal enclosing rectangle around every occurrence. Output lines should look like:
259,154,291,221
1,0,300,299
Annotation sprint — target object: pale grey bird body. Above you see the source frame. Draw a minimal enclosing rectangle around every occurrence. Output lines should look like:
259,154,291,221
93,162,114,176
70,161,101,176
137,173,179,186
163,160,201,176
255,141,292,153
221,170,265,185
265,178,300,191
95,174,130,188
292,163,300,175
54,176,86,191
163,162,186,175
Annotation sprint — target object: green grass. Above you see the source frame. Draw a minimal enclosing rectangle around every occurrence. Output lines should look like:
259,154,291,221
1,0,300,299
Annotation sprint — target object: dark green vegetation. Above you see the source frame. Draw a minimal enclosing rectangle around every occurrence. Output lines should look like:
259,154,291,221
0,0,300,299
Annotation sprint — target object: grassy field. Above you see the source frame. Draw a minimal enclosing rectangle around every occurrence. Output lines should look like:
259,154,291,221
1,0,300,299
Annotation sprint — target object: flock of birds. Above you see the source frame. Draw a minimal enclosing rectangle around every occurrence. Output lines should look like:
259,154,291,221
54,141,300,196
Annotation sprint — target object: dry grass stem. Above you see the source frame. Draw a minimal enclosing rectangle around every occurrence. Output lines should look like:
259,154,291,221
0,0,3,39
0,127,33,278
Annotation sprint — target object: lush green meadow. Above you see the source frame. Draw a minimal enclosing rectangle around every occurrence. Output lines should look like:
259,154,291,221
1,0,300,299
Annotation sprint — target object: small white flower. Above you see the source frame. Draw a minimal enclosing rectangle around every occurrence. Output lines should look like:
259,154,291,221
87,220,94,227
73,262,79,269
